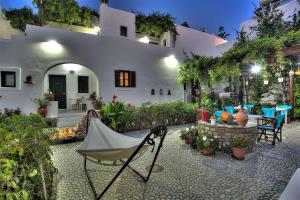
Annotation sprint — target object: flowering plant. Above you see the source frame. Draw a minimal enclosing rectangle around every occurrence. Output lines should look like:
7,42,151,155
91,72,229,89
196,132,217,151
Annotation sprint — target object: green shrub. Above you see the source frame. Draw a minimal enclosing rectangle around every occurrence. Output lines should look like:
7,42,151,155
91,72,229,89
0,114,56,199
100,97,197,132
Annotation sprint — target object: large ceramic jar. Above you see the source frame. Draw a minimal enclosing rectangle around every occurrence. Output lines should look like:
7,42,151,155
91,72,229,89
236,109,248,127
221,111,233,123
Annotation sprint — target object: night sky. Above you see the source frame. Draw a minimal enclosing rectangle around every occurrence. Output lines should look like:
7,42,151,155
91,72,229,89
0,0,259,41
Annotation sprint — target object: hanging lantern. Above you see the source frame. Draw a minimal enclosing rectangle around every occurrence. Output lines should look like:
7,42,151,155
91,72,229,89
278,77,284,83
295,67,300,76
264,80,269,85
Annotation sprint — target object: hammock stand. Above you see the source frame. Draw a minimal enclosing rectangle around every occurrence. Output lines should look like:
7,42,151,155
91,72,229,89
77,110,168,200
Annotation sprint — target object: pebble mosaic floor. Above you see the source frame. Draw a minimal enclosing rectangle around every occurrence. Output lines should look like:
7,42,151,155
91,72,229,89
52,123,300,200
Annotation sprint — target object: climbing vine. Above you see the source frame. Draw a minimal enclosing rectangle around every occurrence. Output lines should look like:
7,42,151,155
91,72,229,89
135,12,177,38
179,30,300,88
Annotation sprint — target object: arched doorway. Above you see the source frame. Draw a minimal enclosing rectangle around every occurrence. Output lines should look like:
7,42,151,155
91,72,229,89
44,63,99,110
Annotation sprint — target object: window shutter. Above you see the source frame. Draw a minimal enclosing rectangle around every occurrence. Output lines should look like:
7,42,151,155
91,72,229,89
115,71,120,87
130,71,136,87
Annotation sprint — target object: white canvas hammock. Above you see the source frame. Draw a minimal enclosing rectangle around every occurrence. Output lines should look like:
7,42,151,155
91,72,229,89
77,117,149,161
76,110,168,200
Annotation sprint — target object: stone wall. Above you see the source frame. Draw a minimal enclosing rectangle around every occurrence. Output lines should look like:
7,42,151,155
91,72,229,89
198,121,258,152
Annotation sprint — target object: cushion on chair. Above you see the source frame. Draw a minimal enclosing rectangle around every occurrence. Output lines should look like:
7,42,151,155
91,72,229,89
258,125,274,130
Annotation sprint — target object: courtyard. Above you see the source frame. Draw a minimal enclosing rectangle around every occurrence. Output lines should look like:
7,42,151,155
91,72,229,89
52,122,300,200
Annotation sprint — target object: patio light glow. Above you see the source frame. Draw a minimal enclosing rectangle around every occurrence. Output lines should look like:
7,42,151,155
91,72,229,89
251,64,261,74
41,40,63,54
139,36,150,43
63,64,82,72
164,55,179,68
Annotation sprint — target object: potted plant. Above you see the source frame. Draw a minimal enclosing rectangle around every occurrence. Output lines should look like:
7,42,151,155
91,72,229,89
92,98,103,110
31,97,50,117
45,91,55,101
210,115,216,125
89,91,97,101
196,133,216,156
230,134,252,160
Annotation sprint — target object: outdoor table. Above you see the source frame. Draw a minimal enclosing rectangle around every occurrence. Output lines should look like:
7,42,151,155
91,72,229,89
276,107,290,125
248,115,262,123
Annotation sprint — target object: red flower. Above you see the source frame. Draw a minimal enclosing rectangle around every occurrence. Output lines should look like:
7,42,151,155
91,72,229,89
112,95,117,103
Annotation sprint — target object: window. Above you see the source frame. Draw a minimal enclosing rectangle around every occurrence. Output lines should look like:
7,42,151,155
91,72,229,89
120,26,127,37
78,76,89,93
1,71,16,88
163,39,167,46
115,70,136,88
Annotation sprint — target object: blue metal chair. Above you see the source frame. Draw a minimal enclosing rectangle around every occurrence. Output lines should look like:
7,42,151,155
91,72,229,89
225,106,235,115
215,110,223,123
257,115,284,145
261,107,276,119
243,104,254,114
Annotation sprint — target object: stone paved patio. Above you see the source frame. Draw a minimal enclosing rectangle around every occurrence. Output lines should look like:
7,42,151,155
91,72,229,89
52,122,300,200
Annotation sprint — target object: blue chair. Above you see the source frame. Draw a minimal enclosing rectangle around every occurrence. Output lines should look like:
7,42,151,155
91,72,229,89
215,110,223,123
243,104,254,114
225,106,235,115
257,115,284,145
261,108,276,119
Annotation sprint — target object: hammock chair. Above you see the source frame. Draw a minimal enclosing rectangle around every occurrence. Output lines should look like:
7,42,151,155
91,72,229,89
77,110,168,200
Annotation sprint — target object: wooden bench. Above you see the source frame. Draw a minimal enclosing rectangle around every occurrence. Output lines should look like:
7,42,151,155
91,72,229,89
280,169,300,200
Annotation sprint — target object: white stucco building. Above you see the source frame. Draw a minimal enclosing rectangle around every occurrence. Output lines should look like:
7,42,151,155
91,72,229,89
0,1,232,115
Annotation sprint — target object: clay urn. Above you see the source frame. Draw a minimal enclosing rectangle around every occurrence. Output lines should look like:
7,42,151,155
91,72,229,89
221,111,233,123
236,109,248,127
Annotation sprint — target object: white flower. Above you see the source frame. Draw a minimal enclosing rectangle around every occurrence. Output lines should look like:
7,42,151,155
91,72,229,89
186,128,189,131
191,125,195,129
202,136,207,141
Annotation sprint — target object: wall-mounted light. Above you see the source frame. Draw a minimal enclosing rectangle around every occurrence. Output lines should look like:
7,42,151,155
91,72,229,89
278,77,284,83
139,36,150,44
164,55,179,68
251,64,261,74
41,40,63,54
63,64,82,72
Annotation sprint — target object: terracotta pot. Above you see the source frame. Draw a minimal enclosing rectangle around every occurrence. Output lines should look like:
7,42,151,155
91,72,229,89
201,110,210,122
236,109,248,127
221,111,233,123
38,108,48,117
232,147,246,160
48,95,55,101
201,147,215,156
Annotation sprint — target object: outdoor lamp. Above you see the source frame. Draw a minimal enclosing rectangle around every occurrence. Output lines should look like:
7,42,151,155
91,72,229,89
251,64,261,74
289,70,294,76
164,55,179,68
139,36,150,43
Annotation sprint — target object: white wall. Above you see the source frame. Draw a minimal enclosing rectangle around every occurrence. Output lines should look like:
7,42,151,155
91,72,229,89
241,0,300,37
43,64,99,109
100,3,136,40
175,25,230,57
0,25,183,114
